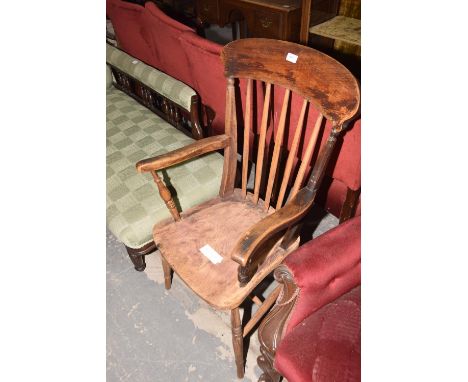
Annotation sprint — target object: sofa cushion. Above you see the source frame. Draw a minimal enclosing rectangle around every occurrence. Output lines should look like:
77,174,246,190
107,0,155,66
275,286,361,382
106,44,196,111
143,2,196,88
106,87,224,249
179,32,226,136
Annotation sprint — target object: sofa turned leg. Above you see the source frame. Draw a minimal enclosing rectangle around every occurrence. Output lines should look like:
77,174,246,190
125,241,157,272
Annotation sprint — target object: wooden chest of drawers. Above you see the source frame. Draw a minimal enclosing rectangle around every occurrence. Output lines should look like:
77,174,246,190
196,0,302,42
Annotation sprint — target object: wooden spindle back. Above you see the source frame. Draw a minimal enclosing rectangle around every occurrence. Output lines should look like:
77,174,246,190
220,39,360,208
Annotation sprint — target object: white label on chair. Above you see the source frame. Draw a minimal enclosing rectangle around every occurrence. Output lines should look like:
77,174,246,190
200,244,223,264
286,53,298,63
132,60,139,64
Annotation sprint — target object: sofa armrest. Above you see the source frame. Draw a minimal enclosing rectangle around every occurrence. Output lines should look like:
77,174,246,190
136,134,229,173
284,215,361,331
106,43,196,111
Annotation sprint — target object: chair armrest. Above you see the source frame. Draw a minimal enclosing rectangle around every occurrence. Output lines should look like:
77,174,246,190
136,134,229,173
230,187,314,267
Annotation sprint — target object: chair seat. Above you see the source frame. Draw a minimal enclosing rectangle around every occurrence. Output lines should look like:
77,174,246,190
153,189,288,310
309,16,361,46
106,86,224,249
275,286,361,382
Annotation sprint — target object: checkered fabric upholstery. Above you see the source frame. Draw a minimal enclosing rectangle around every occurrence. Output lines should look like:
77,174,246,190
106,44,196,110
107,85,224,249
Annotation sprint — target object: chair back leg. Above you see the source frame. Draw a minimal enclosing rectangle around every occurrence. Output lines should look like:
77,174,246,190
161,257,173,290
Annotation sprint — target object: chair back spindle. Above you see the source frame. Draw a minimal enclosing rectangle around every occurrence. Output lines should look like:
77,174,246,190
290,113,324,199
241,79,253,196
275,98,308,209
253,82,272,204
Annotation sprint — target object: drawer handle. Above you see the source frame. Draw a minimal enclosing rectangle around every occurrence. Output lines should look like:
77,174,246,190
260,17,273,28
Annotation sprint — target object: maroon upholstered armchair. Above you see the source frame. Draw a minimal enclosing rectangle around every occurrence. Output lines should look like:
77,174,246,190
257,215,361,382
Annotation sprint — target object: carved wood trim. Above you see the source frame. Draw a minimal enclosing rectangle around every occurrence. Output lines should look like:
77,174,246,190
258,265,299,382
109,65,204,139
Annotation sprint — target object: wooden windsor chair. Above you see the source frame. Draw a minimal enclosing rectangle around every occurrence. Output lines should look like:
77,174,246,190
136,38,360,379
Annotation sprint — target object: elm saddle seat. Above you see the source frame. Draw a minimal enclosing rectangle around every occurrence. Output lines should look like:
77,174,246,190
136,38,360,378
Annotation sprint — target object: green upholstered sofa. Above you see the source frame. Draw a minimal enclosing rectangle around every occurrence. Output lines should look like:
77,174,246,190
106,44,224,270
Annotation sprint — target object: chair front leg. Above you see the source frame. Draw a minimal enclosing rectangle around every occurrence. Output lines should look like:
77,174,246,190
231,307,244,379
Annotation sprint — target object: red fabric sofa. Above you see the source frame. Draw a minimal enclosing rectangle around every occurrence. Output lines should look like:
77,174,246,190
258,216,361,382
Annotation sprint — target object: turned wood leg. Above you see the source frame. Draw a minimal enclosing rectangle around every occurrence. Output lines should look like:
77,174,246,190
161,256,173,290
339,187,361,223
125,241,156,271
257,266,299,382
231,307,244,379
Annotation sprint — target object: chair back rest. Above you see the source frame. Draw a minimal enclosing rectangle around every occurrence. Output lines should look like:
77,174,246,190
220,39,360,213
143,2,196,87
107,0,155,65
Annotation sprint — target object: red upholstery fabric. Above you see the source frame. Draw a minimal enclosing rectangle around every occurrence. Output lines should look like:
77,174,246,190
143,2,196,87
285,215,361,332
275,286,361,382
179,32,226,135
107,0,155,65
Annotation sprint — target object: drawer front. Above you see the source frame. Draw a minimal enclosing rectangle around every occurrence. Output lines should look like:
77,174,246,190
197,0,219,23
252,10,282,39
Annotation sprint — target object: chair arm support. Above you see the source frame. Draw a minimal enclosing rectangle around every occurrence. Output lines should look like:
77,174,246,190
136,134,229,173
230,187,314,267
